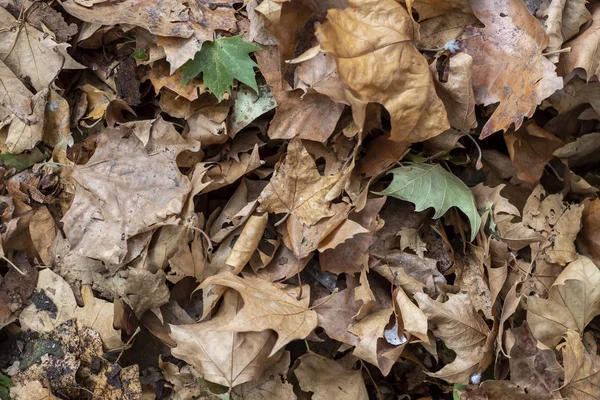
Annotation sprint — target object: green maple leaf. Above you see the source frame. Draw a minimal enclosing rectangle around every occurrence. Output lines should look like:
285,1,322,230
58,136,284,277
376,163,481,241
181,36,261,101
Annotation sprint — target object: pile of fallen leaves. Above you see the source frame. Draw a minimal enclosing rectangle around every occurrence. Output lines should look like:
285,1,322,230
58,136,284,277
0,0,599,398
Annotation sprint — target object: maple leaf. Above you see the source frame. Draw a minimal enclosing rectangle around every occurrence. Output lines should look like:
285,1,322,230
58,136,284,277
460,0,564,138
415,292,492,384
257,138,340,226
181,36,261,101
294,353,369,400
169,290,280,387
199,272,318,356
378,163,481,241
316,0,449,143
527,256,600,347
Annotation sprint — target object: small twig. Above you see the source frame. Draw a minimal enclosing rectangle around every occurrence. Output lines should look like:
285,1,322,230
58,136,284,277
308,288,339,310
360,360,382,400
1,255,26,275
273,212,290,227
464,133,483,170
542,47,571,56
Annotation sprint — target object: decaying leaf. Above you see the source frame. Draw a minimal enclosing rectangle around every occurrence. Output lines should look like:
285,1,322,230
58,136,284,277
19,269,124,351
61,118,199,266
461,0,563,138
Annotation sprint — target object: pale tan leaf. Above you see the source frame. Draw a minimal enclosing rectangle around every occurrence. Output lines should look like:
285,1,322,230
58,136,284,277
294,353,368,400
527,256,600,347
199,273,318,356
257,139,339,226
415,292,491,384
169,290,280,387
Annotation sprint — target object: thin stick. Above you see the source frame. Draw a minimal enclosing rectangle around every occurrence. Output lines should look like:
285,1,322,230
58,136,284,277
1,255,26,275
542,47,571,56
360,360,382,400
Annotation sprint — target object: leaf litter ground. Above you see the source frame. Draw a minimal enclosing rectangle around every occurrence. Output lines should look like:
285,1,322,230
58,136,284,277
0,0,599,399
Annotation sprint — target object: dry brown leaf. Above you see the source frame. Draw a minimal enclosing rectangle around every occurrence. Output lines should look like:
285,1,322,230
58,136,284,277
199,272,318,356
146,60,205,101
472,183,544,250
432,53,477,132
560,330,600,400
169,290,281,387
460,0,563,138
522,185,583,265
393,286,429,343
314,274,360,347
231,351,296,400
371,250,446,296
19,269,124,351
9,381,60,400
159,359,216,400
348,307,406,376
43,90,71,147
317,0,449,143
455,251,494,320
415,292,492,384
543,76,600,114
508,322,562,399
0,8,84,91
294,353,368,400
577,198,600,266
225,213,268,272
61,118,199,266
406,0,471,21
258,139,339,226
283,202,351,259
419,12,477,49
6,89,48,154
255,46,344,142
504,121,564,183
527,256,600,347
558,3,599,81
62,0,196,38
461,380,536,400
28,206,57,265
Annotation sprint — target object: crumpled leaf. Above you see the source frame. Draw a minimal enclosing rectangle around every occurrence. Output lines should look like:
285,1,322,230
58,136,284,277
527,256,600,347
378,163,481,240
460,0,564,138
169,290,280,387
522,185,583,265
182,36,261,102
61,118,199,266
0,8,84,91
432,53,477,132
316,0,449,142
558,3,599,81
257,139,339,226
231,351,296,400
560,330,600,400
504,121,564,183
294,353,368,400
199,272,318,356
508,322,562,399
415,292,492,384
19,269,124,351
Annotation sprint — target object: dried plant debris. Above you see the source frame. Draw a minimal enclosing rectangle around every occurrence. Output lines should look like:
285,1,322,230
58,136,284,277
0,0,599,399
